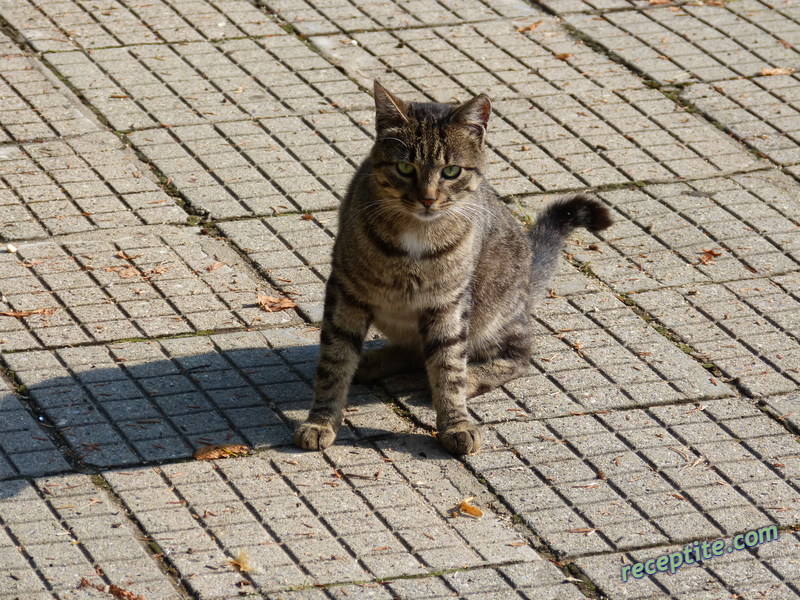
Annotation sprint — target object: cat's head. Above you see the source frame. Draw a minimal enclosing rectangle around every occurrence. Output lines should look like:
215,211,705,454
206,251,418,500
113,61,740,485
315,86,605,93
369,81,490,222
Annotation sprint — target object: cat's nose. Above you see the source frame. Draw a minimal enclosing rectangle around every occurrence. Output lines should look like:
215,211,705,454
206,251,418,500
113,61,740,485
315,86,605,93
420,198,435,208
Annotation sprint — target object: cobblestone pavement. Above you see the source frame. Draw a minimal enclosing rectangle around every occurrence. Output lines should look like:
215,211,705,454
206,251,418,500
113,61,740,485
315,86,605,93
0,0,798,598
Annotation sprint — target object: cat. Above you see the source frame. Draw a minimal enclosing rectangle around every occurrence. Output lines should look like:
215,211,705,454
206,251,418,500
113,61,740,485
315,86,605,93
294,81,611,455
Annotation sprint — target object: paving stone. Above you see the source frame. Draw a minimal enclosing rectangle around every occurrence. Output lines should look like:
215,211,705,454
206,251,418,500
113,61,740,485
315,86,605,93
128,116,364,219
0,132,186,240
309,19,761,193
256,0,543,36
466,399,800,561
0,474,180,600
101,444,557,595
567,172,800,294
681,80,800,167
217,212,337,320
3,327,414,467
0,34,100,144
0,227,299,352
575,531,800,599
760,391,800,433
0,0,285,52
0,377,70,479
1,0,800,596
564,6,797,84
562,6,800,170
42,35,370,133
632,280,800,397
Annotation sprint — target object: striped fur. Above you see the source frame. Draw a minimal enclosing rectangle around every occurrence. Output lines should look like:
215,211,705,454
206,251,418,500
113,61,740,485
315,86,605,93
295,82,611,455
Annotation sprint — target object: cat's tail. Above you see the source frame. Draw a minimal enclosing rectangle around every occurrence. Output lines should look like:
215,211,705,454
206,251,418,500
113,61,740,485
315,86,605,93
528,195,612,299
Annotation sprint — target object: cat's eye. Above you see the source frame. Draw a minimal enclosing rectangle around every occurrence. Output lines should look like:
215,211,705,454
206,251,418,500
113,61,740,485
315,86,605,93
441,165,462,179
396,161,415,176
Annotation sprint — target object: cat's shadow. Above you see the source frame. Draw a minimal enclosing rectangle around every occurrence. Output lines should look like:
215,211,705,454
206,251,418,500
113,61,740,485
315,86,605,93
2,341,446,500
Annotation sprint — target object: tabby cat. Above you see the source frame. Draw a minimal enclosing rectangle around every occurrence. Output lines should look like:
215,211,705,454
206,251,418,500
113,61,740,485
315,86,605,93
294,81,611,455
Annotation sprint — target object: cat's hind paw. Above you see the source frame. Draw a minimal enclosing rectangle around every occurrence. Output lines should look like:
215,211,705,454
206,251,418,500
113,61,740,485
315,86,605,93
439,422,482,455
294,421,337,451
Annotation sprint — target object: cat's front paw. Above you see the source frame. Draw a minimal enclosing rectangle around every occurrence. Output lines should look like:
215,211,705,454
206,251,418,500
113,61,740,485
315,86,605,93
294,421,337,451
439,422,482,455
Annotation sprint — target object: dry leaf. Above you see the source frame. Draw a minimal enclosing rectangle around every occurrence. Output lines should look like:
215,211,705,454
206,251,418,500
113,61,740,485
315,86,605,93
760,67,796,76
228,549,254,573
554,53,572,61
300,214,314,221
517,20,543,33
0,307,56,318
697,248,722,265
193,444,250,460
459,497,483,518
79,578,145,600
147,265,169,276
257,293,297,312
116,251,142,260
106,265,139,278
206,261,226,272
567,528,598,535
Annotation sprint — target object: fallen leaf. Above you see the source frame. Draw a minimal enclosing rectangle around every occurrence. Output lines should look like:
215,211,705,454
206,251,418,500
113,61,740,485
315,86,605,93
116,251,142,260
193,444,250,460
147,264,169,276
459,497,483,518
106,265,140,278
79,578,145,600
554,53,572,61
228,549,254,573
760,67,796,76
300,214,314,221
567,528,598,535
206,261,226,272
257,293,297,312
697,248,722,265
517,20,543,33
0,307,57,318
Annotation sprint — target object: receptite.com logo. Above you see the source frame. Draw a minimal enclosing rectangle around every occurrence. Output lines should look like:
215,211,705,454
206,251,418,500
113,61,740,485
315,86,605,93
622,525,779,582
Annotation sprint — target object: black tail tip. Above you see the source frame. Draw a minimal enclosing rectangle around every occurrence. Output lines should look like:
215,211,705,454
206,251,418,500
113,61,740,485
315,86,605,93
551,195,612,232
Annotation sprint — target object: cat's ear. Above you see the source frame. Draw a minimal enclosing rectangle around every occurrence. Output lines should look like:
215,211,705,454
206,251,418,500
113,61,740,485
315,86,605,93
374,81,409,131
450,94,491,140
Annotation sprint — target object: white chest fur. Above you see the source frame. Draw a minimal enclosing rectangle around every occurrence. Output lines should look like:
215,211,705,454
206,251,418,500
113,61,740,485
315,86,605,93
398,229,428,260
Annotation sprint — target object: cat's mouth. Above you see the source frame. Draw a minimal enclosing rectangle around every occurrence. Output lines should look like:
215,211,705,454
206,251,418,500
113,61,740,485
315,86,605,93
411,207,444,221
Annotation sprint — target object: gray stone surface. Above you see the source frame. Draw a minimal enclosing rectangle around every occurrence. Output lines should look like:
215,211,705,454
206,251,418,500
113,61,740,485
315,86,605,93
0,376,70,479
559,3,800,173
0,133,186,240
1,0,799,598
0,33,100,143
0,227,298,351
0,473,180,600
102,441,546,595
